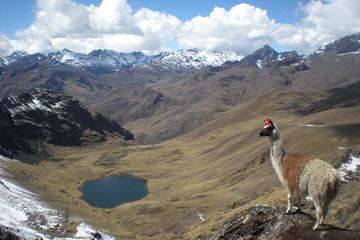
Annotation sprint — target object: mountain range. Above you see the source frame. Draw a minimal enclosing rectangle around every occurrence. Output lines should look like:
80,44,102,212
0,32,360,239
1,33,360,143
0,48,243,70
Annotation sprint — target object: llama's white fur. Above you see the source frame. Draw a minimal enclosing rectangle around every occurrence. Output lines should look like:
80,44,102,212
260,121,338,230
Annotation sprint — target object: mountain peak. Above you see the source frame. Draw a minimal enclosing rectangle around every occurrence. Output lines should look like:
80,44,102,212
61,48,75,53
88,49,119,57
315,32,360,55
239,45,306,69
252,45,279,60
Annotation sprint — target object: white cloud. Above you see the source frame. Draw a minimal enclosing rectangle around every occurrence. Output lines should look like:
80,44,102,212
177,4,284,54
276,0,360,53
0,35,14,57
6,0,180,55
301,0,360,37
1,0,360,57
177,1,360,54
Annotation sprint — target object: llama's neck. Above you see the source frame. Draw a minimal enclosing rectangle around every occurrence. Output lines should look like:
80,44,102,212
270,137,285,163
269,132,287,185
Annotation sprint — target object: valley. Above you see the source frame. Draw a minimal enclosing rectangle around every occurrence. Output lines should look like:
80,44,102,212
3,89,360,239
0,33,360,239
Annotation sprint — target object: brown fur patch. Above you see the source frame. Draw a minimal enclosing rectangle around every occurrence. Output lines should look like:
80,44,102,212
281,153,312,194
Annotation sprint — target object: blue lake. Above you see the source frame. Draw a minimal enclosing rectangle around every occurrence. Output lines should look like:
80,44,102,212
79,174,148,208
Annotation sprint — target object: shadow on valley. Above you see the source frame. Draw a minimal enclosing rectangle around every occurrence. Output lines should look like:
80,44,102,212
298,81,360,115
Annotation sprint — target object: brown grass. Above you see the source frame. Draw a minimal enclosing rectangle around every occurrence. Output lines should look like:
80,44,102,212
3,90,360,239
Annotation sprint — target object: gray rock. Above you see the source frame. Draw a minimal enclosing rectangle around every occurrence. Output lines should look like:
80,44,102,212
214,205,360,240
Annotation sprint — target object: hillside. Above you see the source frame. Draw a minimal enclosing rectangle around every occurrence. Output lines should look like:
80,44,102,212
1,34,360,144
0,89,133,160
2,88,360,239
128,34,360,143
0,33,360,239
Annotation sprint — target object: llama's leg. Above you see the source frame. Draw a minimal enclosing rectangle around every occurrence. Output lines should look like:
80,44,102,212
286,190,293,214
293,191,302,212
319,213,325,225
313,199,323,230
320,200,329,225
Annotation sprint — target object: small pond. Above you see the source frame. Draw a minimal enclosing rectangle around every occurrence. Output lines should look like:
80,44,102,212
79,174,148,208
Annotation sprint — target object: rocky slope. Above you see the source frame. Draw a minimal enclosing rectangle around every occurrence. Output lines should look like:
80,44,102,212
0,88,133,158
213,205,360,240
88,85,179,125
0,226,20,240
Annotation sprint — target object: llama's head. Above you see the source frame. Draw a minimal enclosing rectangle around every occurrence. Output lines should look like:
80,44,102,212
259,119,279,140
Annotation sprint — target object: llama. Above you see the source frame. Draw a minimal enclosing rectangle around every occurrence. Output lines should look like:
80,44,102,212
258,119,338,230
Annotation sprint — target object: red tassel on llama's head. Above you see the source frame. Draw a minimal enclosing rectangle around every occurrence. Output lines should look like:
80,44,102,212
259,119,275,137
263,119,273,127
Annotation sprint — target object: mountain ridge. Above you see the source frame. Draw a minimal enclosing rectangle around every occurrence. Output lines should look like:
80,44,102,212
0,88,134,159
0,48,243,70
0,33,360,144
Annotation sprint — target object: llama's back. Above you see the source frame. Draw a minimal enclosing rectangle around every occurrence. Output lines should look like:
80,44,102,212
299,159,338,206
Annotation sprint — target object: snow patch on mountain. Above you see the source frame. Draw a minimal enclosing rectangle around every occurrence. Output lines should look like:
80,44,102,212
256,59,262,69
150,48,243,69
338,154,360,182
338,51,360,56
0,51,28,66
73,223,114,240
6,95,55,116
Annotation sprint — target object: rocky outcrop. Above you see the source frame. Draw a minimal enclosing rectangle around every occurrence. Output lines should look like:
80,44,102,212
214,205,360,240
0,225,20,240
0,89,134,157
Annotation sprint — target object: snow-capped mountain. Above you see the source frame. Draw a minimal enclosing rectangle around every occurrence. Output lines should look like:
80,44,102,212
149,48,243,69
313,33,360,55
0,51,28,66
0,48,243,70
239,45,309,71
45,48,149,68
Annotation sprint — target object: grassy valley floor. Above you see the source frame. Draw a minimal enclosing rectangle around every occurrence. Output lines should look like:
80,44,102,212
3,90,360,239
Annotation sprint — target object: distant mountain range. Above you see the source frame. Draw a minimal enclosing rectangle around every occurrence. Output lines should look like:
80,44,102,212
1,33,360,72
0,33,359,144
0,48,243,70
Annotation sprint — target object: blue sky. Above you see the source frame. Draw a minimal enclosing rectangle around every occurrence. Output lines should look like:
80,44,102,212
0,0,359,56
128,0,309,22
0,0,308,38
